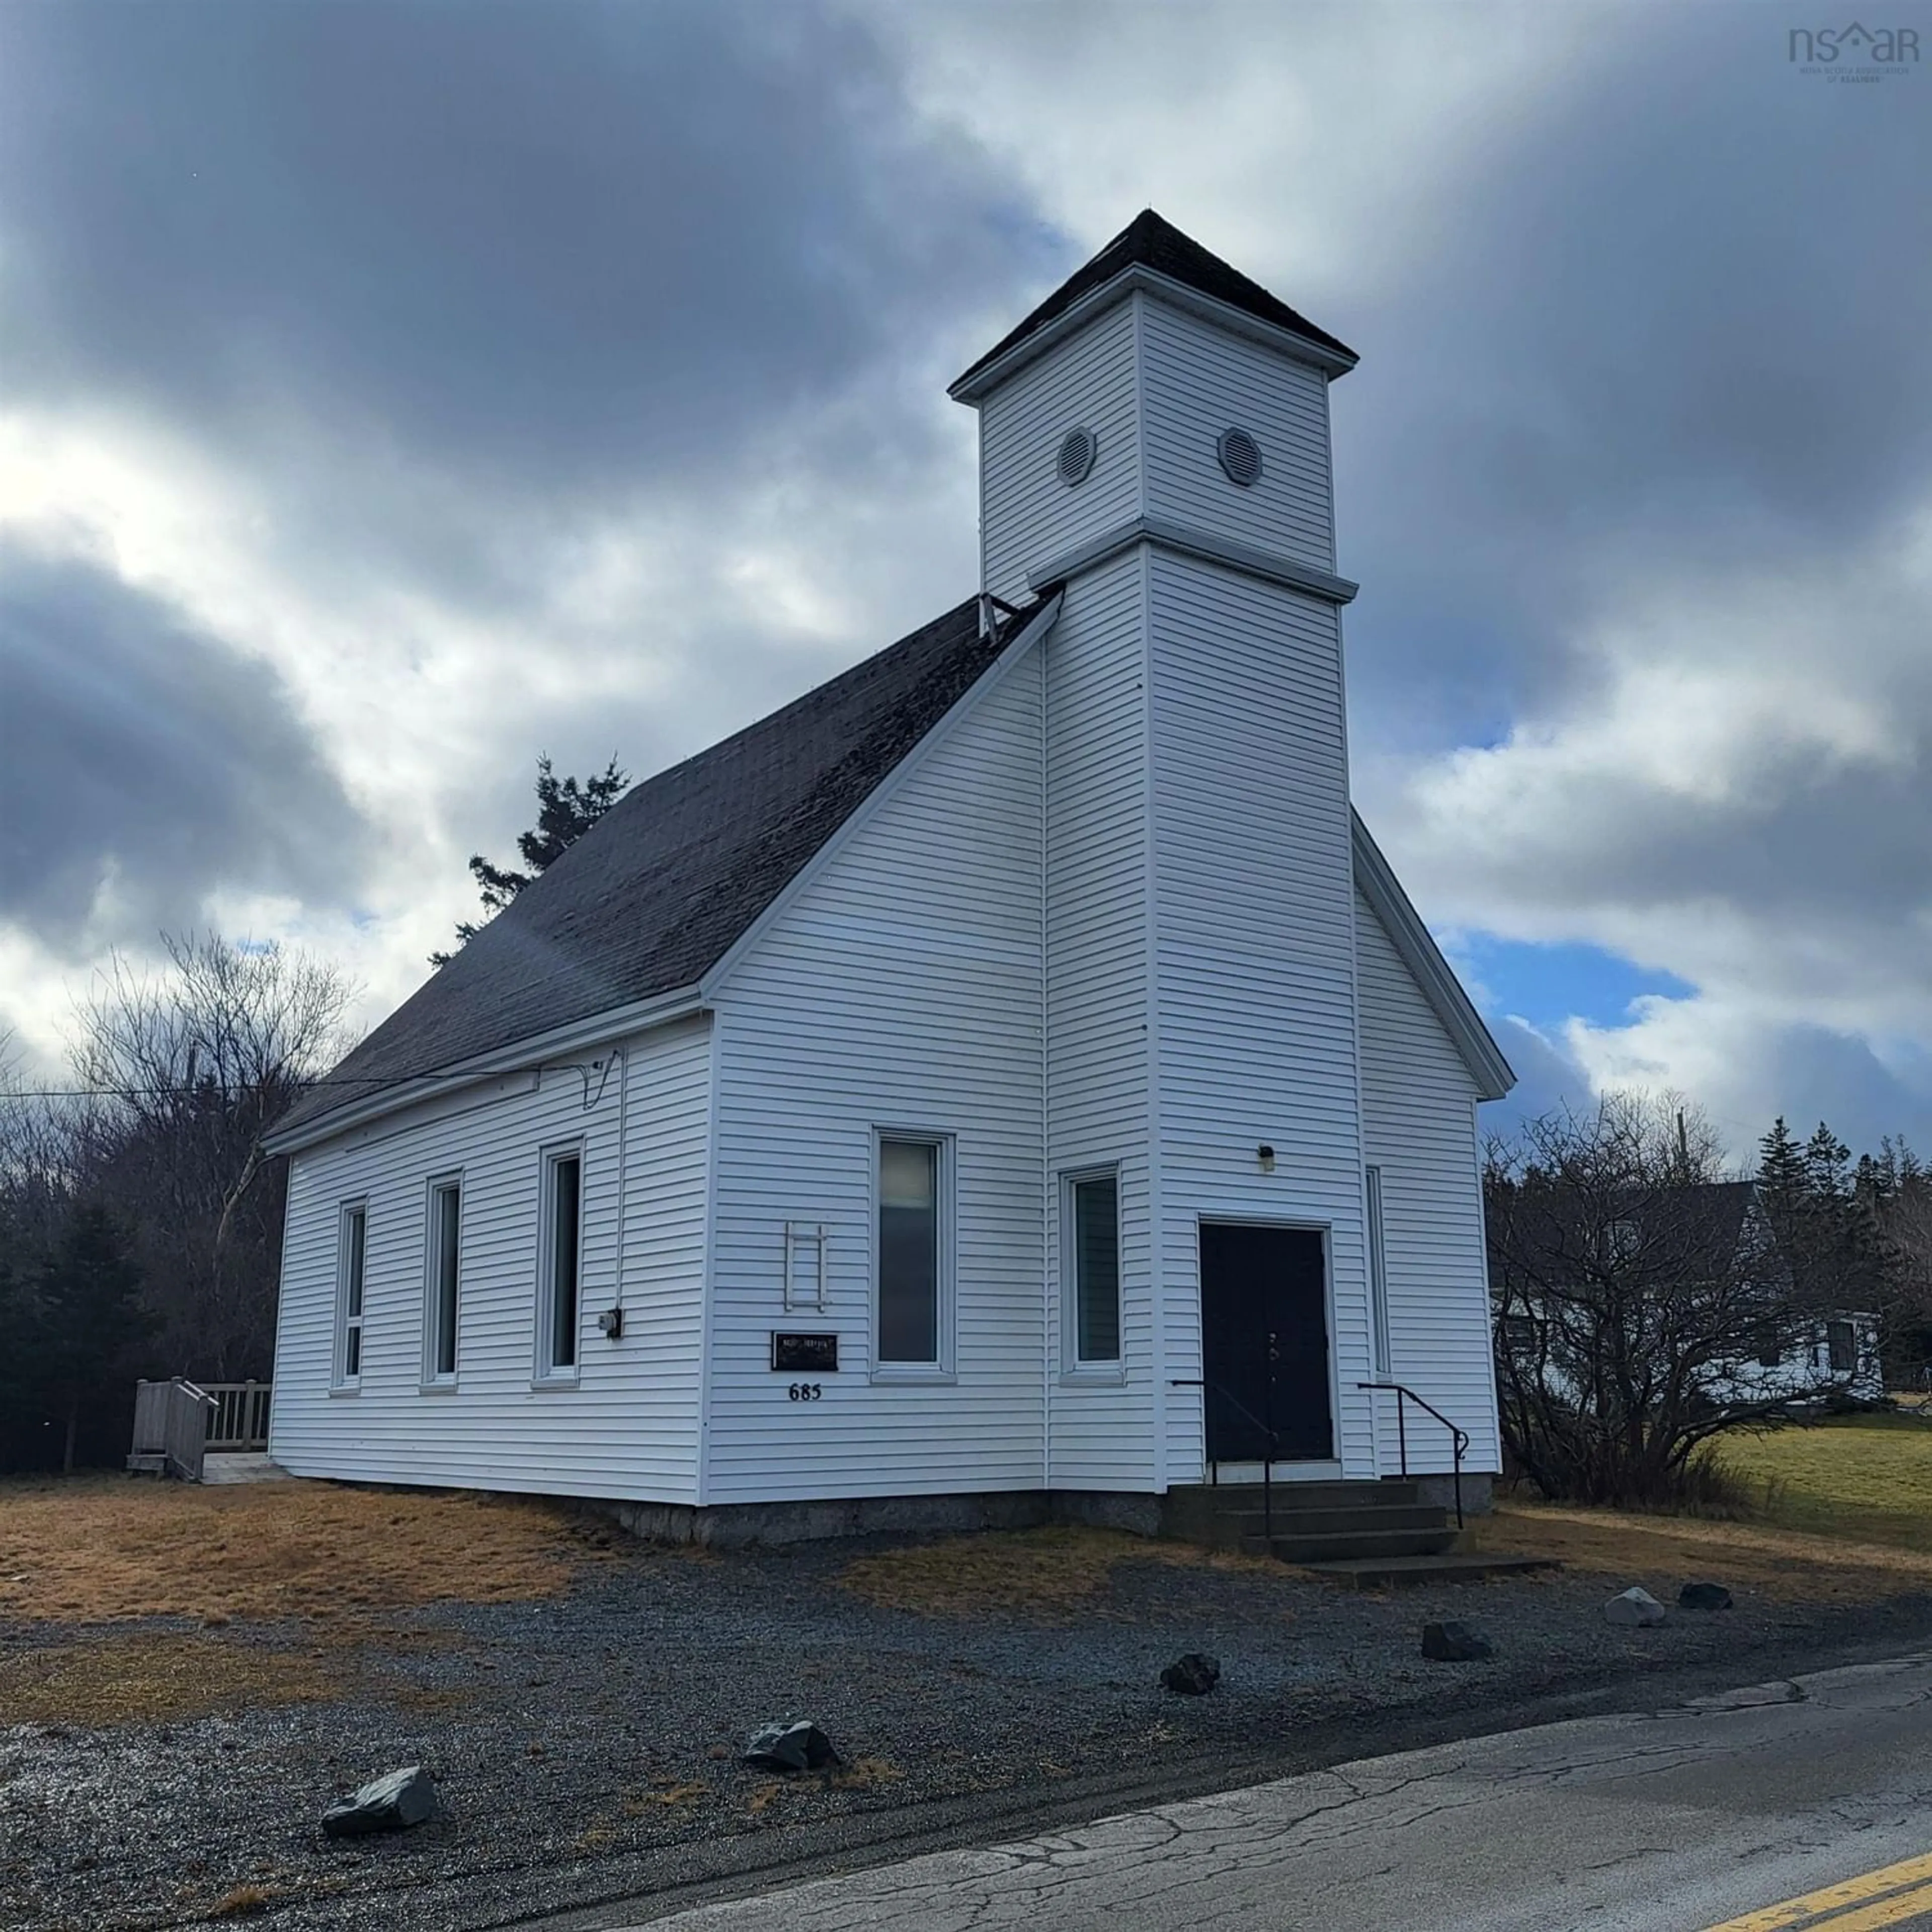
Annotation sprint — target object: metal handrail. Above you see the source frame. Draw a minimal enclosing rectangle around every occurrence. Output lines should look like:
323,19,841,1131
1170,1376,1281,1545
1357,1381,1470,1526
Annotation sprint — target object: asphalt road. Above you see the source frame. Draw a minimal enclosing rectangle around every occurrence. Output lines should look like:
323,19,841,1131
612,1652,1932,1931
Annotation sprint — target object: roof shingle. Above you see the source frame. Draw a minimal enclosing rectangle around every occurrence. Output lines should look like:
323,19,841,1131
275,594,1044,1142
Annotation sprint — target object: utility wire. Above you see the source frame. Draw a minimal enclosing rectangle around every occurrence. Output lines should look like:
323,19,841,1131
6,1066,545,1101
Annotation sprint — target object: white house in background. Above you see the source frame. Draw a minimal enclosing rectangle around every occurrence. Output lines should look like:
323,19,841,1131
264,212,1516,1536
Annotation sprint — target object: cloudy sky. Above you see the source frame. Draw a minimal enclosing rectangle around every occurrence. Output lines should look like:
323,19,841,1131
1,0,1927,1160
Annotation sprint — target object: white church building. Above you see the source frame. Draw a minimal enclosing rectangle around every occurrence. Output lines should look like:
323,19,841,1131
265,212,1515,1541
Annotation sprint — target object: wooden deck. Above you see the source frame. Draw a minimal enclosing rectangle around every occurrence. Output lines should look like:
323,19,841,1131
200,1453,295,1485
128,1379,275,1481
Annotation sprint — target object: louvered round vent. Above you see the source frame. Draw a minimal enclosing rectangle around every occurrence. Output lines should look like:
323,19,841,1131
1057,427,1097,487
1217,427,1263,487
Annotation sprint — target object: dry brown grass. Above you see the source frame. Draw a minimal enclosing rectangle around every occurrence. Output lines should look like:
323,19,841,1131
0,1632,345,1725
838,1524,1283,1619
829,1755,904,1791
621,1779,709,1813
1474,1500,1932,1604
207,1884,277,1918
0,1473,609,1625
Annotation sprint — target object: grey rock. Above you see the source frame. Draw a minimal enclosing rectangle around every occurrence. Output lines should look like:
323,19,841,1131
743,1719,840,1773
1604,1586,1667,1628
1679,1581,1734,1611
1420,1619,1494,1662
1160,1652,1221,1695
321,1765,439,1837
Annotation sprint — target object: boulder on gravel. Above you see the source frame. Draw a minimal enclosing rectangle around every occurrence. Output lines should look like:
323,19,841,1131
1420,1619,1493,1662
1160,1653,1222,1696
1604,1586,1667,1628
321,1765,439,1838
743,1719,841,1773
1678,1581,1733,1612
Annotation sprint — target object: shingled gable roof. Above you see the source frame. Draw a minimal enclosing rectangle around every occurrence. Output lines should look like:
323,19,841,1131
271,592,1055,1147
950,208,1357,398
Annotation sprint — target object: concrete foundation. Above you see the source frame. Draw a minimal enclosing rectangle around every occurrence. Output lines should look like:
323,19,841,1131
597,1488,1165,1550
593,1481,1503,1551
1413,1471,1497,1517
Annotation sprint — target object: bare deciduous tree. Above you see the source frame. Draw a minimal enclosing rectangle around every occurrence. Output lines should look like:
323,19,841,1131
64,933,357,1378
1487,1091,1841,1507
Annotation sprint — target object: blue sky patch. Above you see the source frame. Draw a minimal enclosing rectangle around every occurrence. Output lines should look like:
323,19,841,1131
1451,934,1696,1033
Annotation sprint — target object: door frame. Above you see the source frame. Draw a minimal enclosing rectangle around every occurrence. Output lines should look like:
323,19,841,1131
1193,1213,1343,1478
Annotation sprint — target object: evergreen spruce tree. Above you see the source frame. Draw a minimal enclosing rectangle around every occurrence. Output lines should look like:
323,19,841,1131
432,754,630,966
37,1206,154,1475
1803,1121,1852,1203
1757,1117,1807,1220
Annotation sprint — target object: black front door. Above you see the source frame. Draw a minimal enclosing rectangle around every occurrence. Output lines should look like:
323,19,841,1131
1199,1222,1333,1464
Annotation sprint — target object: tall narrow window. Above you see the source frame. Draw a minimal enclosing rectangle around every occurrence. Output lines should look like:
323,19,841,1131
427,1178,461,1383
878,1137,942,1365
1366,1166,1392,1376
1068,1171,1120,1365
1828,1319,1858,1374
538,1150,582,1378
336,1203,367,1387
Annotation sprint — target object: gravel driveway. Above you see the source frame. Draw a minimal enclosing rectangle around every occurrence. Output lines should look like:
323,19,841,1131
4,1526,1930,1931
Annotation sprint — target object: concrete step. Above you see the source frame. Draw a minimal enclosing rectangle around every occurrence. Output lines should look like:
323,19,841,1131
1168,1480,1428,1507
1161,1482,1430,1544
1247,1526,1462,1562
1296,1551,1563,1588
1215,1504,1451,1537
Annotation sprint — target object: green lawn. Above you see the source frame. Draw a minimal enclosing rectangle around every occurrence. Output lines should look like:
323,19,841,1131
1716,1413,1932,1550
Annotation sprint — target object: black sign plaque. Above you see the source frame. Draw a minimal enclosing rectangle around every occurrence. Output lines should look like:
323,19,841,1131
771,1332,839,1373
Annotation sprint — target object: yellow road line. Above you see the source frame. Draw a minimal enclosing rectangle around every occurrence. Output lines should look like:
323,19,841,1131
1703,1854,1932,1931
1809,1879,1932,1931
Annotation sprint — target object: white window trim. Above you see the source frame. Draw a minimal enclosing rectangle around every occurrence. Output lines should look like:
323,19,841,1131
1061,1165,1124,1383
1366,1165,1392,1377
870,1128,956,1383
533,1141,586,1388
422,1171,464,1392
333,1199,368,1392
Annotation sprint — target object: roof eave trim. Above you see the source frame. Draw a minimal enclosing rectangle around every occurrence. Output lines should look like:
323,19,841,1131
699,592,1065,1003
1028,515,1357,606
949,264,1357,405
263,983,707,1157
1350,811,1515,1101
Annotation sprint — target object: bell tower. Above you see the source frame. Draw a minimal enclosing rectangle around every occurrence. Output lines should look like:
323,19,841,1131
950,209,1358,609
951,213,1372,1491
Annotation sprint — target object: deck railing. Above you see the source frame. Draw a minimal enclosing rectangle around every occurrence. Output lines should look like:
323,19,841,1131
201,1381,273,1452
127,1378,218,1482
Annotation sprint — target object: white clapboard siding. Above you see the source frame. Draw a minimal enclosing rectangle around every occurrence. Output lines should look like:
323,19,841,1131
704,648,1048,1503
1147,552,1373,1482
1355,892,1503,1476
1044,551,1156,1490
269,1018,711,1499
979,295,1142,605
1140,300,1335,571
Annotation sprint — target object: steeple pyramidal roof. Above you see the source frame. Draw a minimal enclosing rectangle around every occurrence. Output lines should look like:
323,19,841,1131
951,207,1356,397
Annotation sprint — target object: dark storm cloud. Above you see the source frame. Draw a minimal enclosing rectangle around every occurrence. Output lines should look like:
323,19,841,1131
0,1,1046,502
0,541,370,952
1336,7,1932,731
